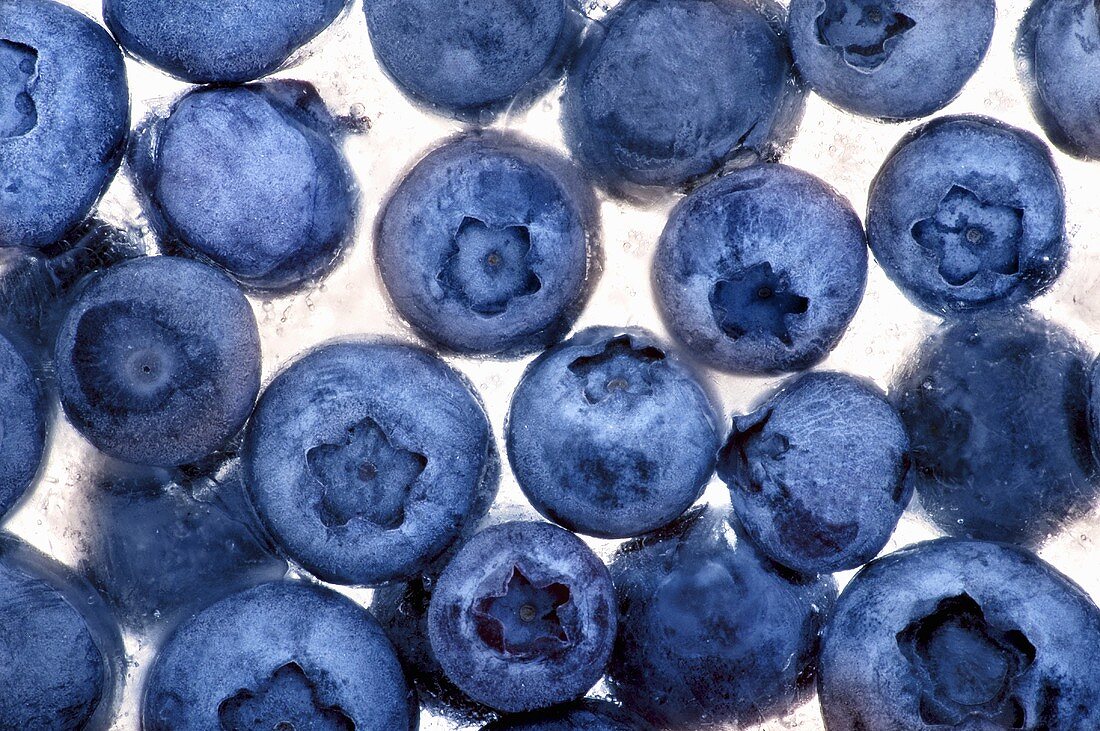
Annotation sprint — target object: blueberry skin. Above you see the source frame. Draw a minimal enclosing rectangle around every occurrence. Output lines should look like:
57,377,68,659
894,313,1097,545
0,330,45,518
654,163,867,374
142,581,416,731
245,340,495,586
377,133,597,357
364,0,580,118
867,115,1066,314
427,521,617,713
719,371,912,575
0,0,129,250
482,700,644,730
54,256,261,468
608,507,836,729
788,0,994,120
820,538,1100,730
0,534,122,731
136,82,356,293
506,327,719,538
103,0,347,84
562,0,802,192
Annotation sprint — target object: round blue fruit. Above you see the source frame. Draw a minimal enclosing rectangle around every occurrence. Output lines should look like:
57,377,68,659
720,371,913,575
608,507,836,728
137,82,357,292
788,0,994,120
377,133,596,356
428,521,617,713
1,0,129,250
364,0,581,118
0,330,45,518
820,538,1100,730
103,0,348,84
482,700,643,730
54,256,261,468
142,581,416,730
507,326,719,538
245,340,495,585
654,163,867,374
894,313,1098,545
868,115,1066,314
562,0,802,193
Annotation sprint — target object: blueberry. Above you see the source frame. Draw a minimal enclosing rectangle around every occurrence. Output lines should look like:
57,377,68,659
562,0,802,193
788,0,994,120
0,0,129,250
608,507,836,728
719,371,913,575
654,163,867,374
894,313,1098,544
245,340,495,585
0,330,46,518
54,256,261,468
363,0,581,118
481,700,644,730
134,82,357,292
377,133,597,356
868,115,1066,314
427,520,617,713
142,581,416,730
0,533,123,730
820,538,1100,730
103,0,347,84
506,327,719,538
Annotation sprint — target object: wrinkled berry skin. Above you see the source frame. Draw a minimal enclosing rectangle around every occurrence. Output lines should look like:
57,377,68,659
142,581,416,731
0,534,123,731
104,0,347,84
788,0,994,120
608,507,836,729
507,326,719,538
364,0,581,118
482,700,644,730
54,256,261,468
654,163,867,374
894,313,1097,545
1019,0,1100,159
0,330,46,518
1,0,129,250
428,521,617,713
562,0,802,193
719,371,912,575
245,340,495,586
377,133,597,356
868,115,1066,314
134,82,357,293
820,538,1100,730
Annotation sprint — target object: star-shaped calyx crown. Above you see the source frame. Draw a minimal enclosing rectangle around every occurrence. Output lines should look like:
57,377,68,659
473,565,572,660
0,39,38,139
816,0,916,70
566,334,666,404
218,662,354,731
709,261,809,346
436,216,542,317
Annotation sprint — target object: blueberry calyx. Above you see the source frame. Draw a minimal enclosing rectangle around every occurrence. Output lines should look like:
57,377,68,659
566,334,666,404
473,565,572,661
709,261,809,345
816,0,916,70
0,39,38,139
217,662,356,731
436,216,542,317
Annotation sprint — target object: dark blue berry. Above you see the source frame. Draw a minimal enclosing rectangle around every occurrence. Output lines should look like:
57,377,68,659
0,330,45,518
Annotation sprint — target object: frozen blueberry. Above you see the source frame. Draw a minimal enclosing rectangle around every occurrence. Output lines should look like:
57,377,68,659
54,256,261,468
363,0,581,118
427,520,617,713
0,0,129,250
0,533,123,730
377,133,597,356
867,115,1066,314
142,581,416,730
104,0,347,84
820,538,1100,730
788,0,994,120
654,163,867,374
719,371,912,575
506,327,719,538
0,330,46,518
1019,0,1100,158
482,700,644,730
894,313,1098,544
608,507,836,729
134,82,356,292
562,0,802,193
245,340,495,585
